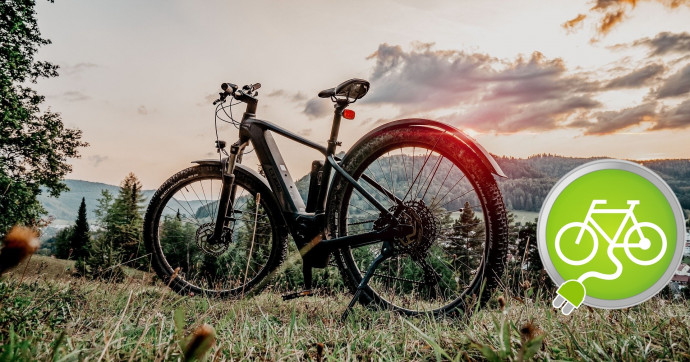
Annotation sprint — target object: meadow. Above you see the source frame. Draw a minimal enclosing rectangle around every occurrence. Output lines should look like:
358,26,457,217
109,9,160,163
1,255,689,361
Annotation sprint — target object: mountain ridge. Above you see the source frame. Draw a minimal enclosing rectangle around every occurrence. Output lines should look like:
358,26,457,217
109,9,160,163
40,155,690,229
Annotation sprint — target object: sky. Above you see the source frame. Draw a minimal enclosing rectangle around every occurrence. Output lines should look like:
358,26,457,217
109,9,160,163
33,0,690,188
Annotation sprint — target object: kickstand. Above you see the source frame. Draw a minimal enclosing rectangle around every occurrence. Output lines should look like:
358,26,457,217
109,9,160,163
282,262,314,301
341,243,392,321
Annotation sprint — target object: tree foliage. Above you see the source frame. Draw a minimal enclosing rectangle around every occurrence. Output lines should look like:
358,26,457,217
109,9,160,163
0,0,88,234
109,173,145,265
86,174,146,274
70,197,90,274
53,225,73,259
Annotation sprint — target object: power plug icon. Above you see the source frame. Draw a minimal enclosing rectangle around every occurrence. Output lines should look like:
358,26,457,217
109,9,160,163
552,280,586,315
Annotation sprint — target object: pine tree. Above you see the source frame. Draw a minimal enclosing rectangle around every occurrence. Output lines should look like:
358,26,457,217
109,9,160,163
70,197,91,275
86,189,124,280
449,201,485,281
159,210,196,272
53,226,74,259
108,173,146,268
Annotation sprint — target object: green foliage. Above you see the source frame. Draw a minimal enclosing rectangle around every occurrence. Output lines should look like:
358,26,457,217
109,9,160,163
88,190,118,269
85,174,146,279
0,0,88,235
496,156,690,211
109,173,145,266
158,211,197,272
449,201,484,278
69,198,90,274
85,190,118,279
52,226,74,259
504,216,554,297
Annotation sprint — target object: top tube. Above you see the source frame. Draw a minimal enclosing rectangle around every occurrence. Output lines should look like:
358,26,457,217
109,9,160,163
589,199,639,214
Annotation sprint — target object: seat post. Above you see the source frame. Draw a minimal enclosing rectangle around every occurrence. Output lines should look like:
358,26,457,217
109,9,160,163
327,102,347,155
313,103,348,214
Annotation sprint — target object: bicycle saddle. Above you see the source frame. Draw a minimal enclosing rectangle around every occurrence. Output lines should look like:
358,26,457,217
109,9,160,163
318,78,370,102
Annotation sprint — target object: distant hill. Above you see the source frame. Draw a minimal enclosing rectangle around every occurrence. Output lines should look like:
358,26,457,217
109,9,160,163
295,154,690,213
41,155,690,233
494,155,690,212
38,180,156,226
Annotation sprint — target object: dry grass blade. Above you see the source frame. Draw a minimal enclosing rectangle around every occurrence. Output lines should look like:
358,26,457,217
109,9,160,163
97,290,134,362
241,193,260,298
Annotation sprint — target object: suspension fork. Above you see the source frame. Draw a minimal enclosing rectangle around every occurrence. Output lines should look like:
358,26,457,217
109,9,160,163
211,140,248,244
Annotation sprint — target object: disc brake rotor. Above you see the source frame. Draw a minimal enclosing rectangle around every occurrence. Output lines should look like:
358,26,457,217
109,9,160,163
195,223,230,256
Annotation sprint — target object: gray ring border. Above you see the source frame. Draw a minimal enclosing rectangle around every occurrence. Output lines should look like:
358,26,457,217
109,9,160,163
536,159,685,309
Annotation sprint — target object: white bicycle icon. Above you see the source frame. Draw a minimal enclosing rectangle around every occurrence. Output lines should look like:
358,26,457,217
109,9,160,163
555,200,667,267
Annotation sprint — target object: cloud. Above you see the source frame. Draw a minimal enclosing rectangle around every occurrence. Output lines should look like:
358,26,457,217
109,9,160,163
599,10,625,34
363,44,600,131
59,62,98,76
59,91,90,102
652,99,690,129
574,103,658,135
657,63,690,98
631,32,690,56
362,43,690,134
564,0,690,36
267,89,308,101
88,155,108,167
363,43,494,113
562,14,587,31
446,96,600,132
303,98,331,119
605,63,665,88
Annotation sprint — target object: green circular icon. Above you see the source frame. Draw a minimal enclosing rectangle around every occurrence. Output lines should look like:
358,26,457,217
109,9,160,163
537,159,685,311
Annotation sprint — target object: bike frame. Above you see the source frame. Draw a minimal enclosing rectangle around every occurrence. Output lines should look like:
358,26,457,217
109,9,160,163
577,200,645,245
210,96,405,269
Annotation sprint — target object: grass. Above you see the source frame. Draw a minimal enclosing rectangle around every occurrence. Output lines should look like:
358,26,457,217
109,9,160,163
1,255,690,361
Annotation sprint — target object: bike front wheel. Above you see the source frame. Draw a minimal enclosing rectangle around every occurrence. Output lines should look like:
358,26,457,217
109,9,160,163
327,126,508,316
143,164,288,298
554,222,598,266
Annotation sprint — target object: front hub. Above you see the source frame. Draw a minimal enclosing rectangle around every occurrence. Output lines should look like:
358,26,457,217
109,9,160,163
195,223,230,256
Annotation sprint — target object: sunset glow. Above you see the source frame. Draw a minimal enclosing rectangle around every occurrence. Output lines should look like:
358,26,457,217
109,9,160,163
32,0,690,187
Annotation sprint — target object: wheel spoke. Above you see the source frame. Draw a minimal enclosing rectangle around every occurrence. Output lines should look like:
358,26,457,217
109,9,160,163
335,139,496,313
150,170,278,296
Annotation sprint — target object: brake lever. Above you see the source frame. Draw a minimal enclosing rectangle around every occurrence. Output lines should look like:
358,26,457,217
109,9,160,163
212,92,226,105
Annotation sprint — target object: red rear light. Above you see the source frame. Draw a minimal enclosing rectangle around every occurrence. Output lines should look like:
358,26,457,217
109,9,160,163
342,109,355,120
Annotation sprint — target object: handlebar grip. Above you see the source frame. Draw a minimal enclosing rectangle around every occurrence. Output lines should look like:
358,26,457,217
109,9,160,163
221,82,237,92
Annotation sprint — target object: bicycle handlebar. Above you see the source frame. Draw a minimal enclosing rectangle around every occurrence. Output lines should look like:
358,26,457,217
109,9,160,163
213,82,261,105
221,82,238,93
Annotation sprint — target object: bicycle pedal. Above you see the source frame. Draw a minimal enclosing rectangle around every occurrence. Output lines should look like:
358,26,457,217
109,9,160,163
282,290,314,301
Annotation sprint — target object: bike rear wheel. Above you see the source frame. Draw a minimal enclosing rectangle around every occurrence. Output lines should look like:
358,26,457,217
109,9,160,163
143,164,288,297
327,126,508,316
623,222,667,266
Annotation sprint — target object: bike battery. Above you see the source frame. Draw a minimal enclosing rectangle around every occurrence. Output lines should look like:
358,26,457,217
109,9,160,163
305,160,323,212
